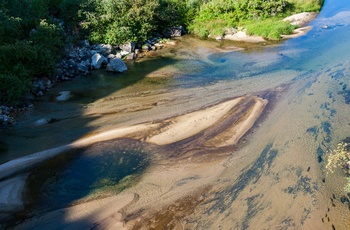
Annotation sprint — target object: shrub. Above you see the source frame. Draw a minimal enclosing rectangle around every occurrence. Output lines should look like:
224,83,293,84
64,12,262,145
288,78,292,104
286,0,324,13
0,42,56,79
245,19,298,40
188,0,236,37
85,0,160,44
0,74,30,105
29,19,64,53
0,11,22,44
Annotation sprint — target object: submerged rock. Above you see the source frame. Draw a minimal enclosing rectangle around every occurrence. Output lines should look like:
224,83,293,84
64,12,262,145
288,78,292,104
34,118,51,126
56,91,71,101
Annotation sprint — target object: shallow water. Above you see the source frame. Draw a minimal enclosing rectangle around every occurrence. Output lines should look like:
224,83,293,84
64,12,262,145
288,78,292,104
2,0,350,228
24,140,149,213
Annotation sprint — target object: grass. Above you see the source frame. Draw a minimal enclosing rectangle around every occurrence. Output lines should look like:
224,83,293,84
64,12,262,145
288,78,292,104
245,19,299,40
286,0,324,13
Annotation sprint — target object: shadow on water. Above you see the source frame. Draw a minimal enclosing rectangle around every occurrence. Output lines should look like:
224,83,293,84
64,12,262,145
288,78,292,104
0,56,178,164
0,56,177,228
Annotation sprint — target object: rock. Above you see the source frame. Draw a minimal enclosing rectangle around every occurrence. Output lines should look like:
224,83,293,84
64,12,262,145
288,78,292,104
81,60,91,69
79,49,91,61
120,50,130,57
154,43,164,49
107,54,116,59
142,44,151,51
91,53,107,69
120,42,136,53
56,91,71,101
115,52,122,59
283,12,319,27
106,58,128,73
80,40,90,48
162,26,185,38
77,63,89,73
34,118,51,126
32,78,45,93
68,59,76,68
93,44,114,56
36,91,44,97
126,53,136,60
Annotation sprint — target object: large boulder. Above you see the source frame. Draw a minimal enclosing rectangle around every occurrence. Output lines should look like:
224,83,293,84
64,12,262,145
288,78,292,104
106,58,128,73
91,53,107,69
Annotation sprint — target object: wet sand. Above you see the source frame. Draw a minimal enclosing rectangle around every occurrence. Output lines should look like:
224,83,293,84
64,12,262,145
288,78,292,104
13,63,350,230
1,94,268,227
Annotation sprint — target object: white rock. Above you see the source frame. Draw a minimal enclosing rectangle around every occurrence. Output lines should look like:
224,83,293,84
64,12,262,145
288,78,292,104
56,91,71,101
106,58,128,73
91,53,107,69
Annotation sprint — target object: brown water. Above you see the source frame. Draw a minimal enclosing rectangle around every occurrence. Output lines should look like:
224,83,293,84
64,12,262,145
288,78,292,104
2,0,350,229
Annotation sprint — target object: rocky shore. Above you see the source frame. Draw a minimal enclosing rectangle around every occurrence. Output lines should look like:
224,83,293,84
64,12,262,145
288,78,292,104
0,27,185,127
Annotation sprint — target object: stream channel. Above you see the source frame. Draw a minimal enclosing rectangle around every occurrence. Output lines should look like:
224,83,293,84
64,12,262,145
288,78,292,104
2,0,350,229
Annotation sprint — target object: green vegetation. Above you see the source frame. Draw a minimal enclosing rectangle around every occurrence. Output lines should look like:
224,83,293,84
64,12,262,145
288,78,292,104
0,0,64,105
0,0,323,105
188,0,323,38
245,19,298,40
326,142,350,192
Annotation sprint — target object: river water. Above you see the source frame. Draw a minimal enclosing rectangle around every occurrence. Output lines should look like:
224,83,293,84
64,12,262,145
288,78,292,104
2,0,350,229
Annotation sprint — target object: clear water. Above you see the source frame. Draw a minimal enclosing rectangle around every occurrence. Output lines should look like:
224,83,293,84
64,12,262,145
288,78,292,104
2,0,350,228
25,140,149,213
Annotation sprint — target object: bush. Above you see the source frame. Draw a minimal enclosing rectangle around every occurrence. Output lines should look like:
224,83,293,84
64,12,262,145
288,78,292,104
85,0,160,44
29,19,64,53
245,19,298,40
286,0,324,13
0,74,30,105
0,11,22,44
0,42,56,79
188,0,236,37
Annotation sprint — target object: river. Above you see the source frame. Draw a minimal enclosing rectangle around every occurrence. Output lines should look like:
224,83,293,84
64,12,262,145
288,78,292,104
1,0,350,229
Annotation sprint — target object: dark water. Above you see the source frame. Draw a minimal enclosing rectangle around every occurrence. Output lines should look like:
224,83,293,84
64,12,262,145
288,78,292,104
24,141,149,213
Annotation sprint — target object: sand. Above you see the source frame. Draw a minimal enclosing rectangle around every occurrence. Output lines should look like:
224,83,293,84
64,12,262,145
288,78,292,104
6,94,268,229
